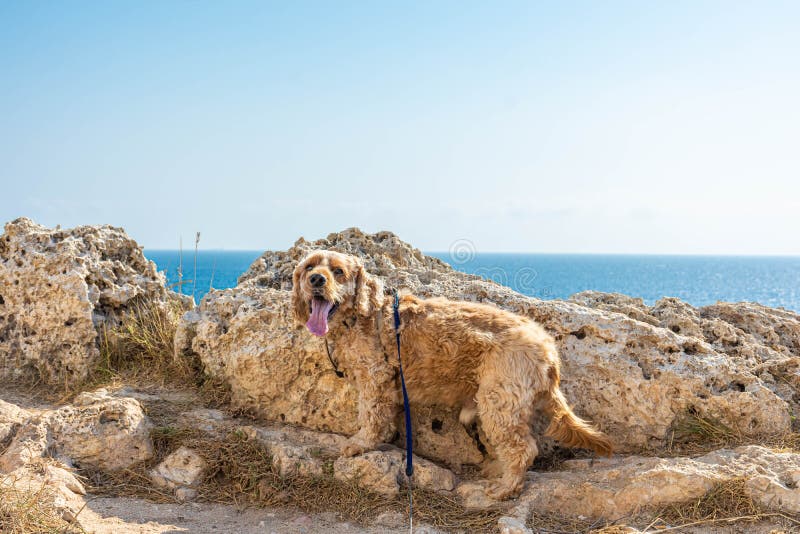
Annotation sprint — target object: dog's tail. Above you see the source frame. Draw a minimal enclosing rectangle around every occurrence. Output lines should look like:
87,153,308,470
543,386,613,456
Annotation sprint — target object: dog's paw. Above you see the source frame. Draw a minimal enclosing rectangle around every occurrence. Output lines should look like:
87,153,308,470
485,478,522,501
480,458,503,479
340,439,367,457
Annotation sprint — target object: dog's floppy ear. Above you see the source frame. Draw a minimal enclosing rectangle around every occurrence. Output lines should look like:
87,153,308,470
354,260,384,317
291,262,310,325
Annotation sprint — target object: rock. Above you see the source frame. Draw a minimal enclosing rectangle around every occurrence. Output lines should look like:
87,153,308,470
456,481,502,511
570,291,800,436
0,398,29,444
0,389,153,473
333,448,456,497
43,463,86,495
402,405,483,471
175,285,359,435
334,451,400,496
178,228,795,466
498,516,532,534
0,462,86,525
512,445,800,519
48,392,153,471
248,427,327,478
0,217,186,385
0,418,49,472
0,404,84,526
0,390,154,529
150,446,206,497
701,302,800,358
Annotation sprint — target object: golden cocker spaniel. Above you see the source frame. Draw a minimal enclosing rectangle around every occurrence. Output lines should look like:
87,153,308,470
292,250,612,499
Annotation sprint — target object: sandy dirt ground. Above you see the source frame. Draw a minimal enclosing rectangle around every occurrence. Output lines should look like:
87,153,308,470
76,496,423,534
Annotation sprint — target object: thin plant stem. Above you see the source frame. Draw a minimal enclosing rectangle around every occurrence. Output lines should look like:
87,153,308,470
178,236,184,295
209,257,217,292
193,232,201,301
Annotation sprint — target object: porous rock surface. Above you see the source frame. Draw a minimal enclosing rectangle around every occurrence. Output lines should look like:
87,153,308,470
513,445,800,520
0,388,154,524
149,446,207,502
6,220,800,528
0,217,182,384
179,228,795,468
334,447,457,497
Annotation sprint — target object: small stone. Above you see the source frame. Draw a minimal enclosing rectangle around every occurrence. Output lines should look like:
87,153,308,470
149,446,206,490
498,516,532,534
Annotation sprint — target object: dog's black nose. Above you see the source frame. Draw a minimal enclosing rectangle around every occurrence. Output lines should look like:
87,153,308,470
309,273,326,287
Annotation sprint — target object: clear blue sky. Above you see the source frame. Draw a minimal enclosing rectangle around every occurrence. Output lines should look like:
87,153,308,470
1,1,798,254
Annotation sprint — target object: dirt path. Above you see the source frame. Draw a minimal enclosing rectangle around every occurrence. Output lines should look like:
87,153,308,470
77,496,417,534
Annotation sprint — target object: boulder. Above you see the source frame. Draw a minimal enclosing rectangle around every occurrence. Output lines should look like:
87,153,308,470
178,228,796,467
0,217,184,385
0,390,153,526
511,445,800,520
0,389,153,473
571,291,800,431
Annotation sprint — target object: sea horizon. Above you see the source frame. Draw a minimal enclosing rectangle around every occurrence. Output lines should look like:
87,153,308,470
145,249,800,313
146,248,800,258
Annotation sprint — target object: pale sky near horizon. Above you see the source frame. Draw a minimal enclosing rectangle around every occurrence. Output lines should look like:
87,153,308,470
1,1,798,254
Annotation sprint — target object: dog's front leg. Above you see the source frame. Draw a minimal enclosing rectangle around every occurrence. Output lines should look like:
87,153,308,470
341,358,398,457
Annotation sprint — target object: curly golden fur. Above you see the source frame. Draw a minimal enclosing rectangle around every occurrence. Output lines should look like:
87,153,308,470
292,250,612,500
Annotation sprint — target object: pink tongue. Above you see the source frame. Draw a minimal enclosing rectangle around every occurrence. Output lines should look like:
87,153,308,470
306,299,334,337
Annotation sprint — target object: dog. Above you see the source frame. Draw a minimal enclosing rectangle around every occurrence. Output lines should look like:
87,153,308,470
292,250,612,499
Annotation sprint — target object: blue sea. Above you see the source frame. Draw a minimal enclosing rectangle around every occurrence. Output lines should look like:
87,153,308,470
145,250,800,313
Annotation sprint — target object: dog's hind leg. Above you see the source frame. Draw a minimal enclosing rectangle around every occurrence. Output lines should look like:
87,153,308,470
475,351,542,500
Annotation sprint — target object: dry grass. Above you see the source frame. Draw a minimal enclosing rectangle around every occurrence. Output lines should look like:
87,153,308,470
0,481,83,534
663,408,800,461
81,426,504,533
71,297,231,406
524,478,800,533
646,478,800,532
666,409,740,454
527,511,619,533
659,478,762,524
95,298,191,382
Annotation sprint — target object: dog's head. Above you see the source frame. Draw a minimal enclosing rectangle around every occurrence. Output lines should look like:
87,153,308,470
291,250,384,337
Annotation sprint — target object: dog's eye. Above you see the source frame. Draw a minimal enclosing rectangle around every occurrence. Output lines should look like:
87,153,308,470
333,268,344,276
305,265,314,271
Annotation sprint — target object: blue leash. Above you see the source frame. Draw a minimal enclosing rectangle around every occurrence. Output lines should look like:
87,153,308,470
392,290,414,532
392,290,413,477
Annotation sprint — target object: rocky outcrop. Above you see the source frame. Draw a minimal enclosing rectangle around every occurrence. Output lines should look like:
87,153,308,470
178,228,796,469
0,389,153,473
175,284,482,469
570,291,800,430
0,388,154,524
508,445,800,520
0,218,185,384
5,218,800,529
